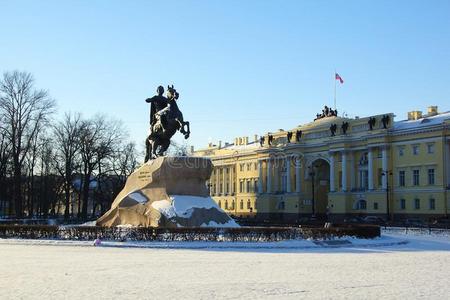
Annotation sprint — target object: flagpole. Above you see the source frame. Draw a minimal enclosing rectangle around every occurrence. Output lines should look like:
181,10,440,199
334,69,337,110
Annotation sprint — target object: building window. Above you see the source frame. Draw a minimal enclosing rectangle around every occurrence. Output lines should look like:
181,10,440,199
412,145,419,155
359,153,368,165
400,199,406,210
377,149,382,158
398,147,404,156
240,200,244,210
218,200,222,208
240,164,244,171
246,180,250,193
359,170,368,189
429,198,435,210
247,199,251,209
254,162,257,170
231,201,235,210
338,171,342,188
358,200,367,210
281,175,287,192
427,144,435,154
428,169,435,185
373,202,379,210
414,198,420,210
225,200,228,210
239,181,243,193
377,168,383,187
278,201,285,210
413,169,420,186
399,171,405,187
293,174,297,190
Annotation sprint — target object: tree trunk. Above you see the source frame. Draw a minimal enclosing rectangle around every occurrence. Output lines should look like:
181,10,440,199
81,173,90,220
64,183,70,220
13,161,22,218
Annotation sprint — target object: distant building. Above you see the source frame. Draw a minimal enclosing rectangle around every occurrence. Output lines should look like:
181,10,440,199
193,106,450,222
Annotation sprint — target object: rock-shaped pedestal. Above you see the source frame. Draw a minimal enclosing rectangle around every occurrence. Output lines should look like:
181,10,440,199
96,156,238,228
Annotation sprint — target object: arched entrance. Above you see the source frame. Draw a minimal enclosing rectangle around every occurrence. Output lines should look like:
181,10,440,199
308,158,330,216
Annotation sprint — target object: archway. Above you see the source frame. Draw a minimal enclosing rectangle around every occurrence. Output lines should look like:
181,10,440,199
308,158,330,216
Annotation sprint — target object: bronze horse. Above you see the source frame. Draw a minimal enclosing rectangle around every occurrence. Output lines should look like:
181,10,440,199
145,85,190,161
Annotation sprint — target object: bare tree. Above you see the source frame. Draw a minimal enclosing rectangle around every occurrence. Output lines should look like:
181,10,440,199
0,71,56,217
78,115,124,220
37,136,58,217
168,140,191,156
109,142,139,200
53,112,82,220
114,142,139,180
24,129,40,217
0,124,11,215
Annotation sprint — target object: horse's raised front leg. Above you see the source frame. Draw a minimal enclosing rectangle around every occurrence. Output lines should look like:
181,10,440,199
180,122,191,139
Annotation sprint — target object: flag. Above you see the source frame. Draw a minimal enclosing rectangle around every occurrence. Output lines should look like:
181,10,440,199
335,73,344,84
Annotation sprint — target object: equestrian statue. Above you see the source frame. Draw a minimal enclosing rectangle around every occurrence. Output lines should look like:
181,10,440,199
144,85,190,162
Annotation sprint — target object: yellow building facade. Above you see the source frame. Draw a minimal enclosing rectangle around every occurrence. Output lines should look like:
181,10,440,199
193,106,450,222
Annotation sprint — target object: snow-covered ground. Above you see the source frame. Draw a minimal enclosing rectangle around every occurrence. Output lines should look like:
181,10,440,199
0,232,449,299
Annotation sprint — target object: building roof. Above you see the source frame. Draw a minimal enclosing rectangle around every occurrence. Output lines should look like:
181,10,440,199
393,111,450,131
220,141,260,151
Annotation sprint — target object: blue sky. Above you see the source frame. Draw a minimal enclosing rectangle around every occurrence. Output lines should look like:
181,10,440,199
1,0,449,150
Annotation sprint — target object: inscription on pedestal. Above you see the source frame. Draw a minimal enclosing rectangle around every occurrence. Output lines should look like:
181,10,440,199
138,171,151,182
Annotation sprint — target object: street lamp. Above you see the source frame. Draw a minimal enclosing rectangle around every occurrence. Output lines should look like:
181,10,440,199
381,171,393,222
308,166,316,217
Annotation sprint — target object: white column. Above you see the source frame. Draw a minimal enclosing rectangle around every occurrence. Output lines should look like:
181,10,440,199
257,160,263,194
229,166,233,194
215,167,219,194
274,158,279,193
267,159,272,193
382,147,388,190
223,166,226,194
295,156,301,193
329,153,335,192
368,148,374,190
350,151,356,191
286,156,291,193
342,151,347,192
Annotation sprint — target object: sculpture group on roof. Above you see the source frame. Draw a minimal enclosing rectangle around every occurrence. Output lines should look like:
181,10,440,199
315,105,338,121
259,129,303,147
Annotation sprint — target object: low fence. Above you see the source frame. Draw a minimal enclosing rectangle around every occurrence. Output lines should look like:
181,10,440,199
0,224,380,242
382,226,450,237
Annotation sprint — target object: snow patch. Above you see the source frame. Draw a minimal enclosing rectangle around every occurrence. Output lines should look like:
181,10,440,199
128,192,148,204
151,195,238,227
171,195,220,214
200,221,238,228
76,221,97,227
151,199,176,218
